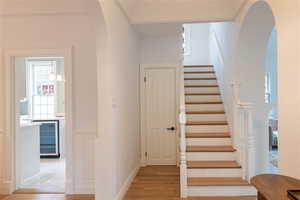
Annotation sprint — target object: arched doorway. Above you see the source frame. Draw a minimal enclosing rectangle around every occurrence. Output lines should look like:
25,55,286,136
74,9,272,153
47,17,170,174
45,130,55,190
265,28,278,173
235,1,277,175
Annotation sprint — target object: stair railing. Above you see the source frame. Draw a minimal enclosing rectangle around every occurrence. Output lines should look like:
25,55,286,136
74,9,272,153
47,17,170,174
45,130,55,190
231,82,255,182
179,67,187,198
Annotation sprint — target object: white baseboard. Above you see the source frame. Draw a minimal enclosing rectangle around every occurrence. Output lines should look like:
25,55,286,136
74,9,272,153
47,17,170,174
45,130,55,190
0,180,11,194
74,180,95,194
114,164,140,200
21,172,42,187
0,179,5,194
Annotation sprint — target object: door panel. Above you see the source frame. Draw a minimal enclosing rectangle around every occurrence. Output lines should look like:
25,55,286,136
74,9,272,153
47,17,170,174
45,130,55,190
145,68,177,165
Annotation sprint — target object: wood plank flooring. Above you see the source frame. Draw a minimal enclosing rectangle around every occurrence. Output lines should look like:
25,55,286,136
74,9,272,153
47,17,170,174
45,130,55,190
124,166,256,200
124,166,180,200
1,166,257,200
0,194,94,200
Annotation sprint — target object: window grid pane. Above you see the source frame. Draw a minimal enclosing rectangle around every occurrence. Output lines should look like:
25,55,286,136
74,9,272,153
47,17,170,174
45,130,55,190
31,61,56,119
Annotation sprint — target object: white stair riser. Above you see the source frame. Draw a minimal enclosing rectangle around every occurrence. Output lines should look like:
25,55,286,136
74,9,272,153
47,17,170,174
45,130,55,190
185,68,214,72
185,87,219,94
185,95,221,102
186,104,224,112
187,152,236,161
187,114,226,122
186,125,229,133
185,74,216,79
187,168,242,178
187,186,257,197
187,138,231,146
185,80,218,86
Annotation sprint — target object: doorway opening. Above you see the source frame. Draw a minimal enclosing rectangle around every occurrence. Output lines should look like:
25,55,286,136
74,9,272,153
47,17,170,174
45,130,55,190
15,57,66,192
233,1,277,174
265,28,278,173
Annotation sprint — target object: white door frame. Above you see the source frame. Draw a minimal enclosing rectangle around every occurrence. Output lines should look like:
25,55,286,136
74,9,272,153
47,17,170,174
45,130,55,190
3,48,74,194
140,64,182,166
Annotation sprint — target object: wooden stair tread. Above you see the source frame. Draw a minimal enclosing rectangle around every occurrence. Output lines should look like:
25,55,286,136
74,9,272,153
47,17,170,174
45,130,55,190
186,101,223,105
184,65,214,68
186,111,225,114
185,78,217,80
187,197,256,200
187,145,236,152
187,161,241,169
186,132,231,138
185,93,221,96
186,121,228,125
187,177,251,186
185,85,218,88
185,71,215,74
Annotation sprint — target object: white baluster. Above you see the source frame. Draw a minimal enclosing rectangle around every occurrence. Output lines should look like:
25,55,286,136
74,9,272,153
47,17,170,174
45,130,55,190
245,104,255,181
179,67,187,198
180,115,187,198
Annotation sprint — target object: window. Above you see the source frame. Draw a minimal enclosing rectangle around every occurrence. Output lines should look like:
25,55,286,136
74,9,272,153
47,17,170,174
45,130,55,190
29,60,57,119
183,24,191,55
265,73,271,103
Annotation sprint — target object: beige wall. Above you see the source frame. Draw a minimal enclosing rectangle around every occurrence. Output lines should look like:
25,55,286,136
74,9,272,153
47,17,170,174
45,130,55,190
0,0,5,193
269,0,300,178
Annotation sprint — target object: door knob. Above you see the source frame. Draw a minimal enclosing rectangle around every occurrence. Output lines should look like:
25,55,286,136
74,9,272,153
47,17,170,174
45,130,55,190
167,127,176,131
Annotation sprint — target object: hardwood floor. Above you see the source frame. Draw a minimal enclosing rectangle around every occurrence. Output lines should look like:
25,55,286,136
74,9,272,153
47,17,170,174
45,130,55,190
0,194,94,200
124,166,257,200
1,166,257,200
124,165,180,200
0,196,8,200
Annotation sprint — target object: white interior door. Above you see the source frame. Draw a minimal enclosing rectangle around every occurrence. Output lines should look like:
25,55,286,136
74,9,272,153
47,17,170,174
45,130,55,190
145,67,177,165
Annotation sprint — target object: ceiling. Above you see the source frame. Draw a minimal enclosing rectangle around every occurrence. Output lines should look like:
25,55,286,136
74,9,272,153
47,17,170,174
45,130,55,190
117,0,247,24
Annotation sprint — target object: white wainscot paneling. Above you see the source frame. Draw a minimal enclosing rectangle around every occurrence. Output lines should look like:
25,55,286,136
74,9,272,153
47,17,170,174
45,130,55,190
74,132,96,194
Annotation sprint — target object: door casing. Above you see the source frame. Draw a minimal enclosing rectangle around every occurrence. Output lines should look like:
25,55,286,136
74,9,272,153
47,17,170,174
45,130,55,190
3,48,74,194
140,64,182,166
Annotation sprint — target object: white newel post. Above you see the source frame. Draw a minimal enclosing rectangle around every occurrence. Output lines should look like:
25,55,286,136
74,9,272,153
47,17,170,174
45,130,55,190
231,82,255,182
231,82,242,164
179,67,187,198
239,104,255,181
244,104,255,181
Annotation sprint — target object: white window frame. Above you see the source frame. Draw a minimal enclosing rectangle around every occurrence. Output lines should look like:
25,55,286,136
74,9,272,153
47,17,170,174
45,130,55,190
183,24,191,56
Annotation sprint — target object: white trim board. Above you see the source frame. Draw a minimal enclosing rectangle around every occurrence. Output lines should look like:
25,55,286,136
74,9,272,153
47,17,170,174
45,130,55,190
114,164,140,200
140,64,182,167
3,48,74,194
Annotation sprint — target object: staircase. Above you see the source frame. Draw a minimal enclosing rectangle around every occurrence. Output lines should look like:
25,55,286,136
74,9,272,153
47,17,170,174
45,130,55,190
179,65,256,198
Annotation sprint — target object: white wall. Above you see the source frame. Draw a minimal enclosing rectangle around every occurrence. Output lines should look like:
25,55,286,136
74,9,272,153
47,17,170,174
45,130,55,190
210,0,300,179
140,36,182,65
0,0,99,194
210,4,275,175
135,23,182,65
94,1,141,200
210,21,236,134
184,23,211,65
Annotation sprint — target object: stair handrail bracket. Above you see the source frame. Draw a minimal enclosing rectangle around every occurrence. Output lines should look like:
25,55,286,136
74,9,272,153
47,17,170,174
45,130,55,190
231,82,255,182
179,67,188,198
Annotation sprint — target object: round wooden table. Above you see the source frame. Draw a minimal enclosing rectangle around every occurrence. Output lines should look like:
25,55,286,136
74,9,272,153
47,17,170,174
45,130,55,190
251,174,300,200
